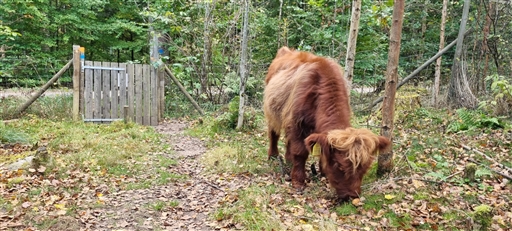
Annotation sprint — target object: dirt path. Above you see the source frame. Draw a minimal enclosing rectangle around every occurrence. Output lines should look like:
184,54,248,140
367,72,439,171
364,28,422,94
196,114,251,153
0,89,72,98
78,120,245,230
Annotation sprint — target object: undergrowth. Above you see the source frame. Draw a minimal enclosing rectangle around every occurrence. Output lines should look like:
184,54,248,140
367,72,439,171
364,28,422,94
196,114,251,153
189,104,511,230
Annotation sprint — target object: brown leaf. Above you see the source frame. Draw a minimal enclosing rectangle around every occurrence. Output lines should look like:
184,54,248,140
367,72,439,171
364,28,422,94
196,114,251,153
37,165,46,173
22,202,31,208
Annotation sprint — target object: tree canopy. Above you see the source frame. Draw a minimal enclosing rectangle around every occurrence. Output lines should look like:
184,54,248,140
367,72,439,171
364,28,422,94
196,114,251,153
1,0,511,107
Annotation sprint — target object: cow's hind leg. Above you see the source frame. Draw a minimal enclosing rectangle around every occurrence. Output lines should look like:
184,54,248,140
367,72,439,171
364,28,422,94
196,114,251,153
267,129,280,159
268,129,289,177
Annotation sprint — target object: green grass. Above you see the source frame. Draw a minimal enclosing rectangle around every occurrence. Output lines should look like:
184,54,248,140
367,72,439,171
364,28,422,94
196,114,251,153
384,212,413,228
156,169,187,185
157,155,178,167
0,112,177,214
4,119,162,176
124,181,153,190
213,184,284,230
362,194,385,211
0,123,33,144
146,200,177,211
335,204,358,216
0,93,72,120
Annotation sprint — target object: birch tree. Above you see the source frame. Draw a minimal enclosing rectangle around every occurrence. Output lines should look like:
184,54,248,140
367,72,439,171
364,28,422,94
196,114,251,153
432,0,448,107
236,0,250,130
201,1,214,96
377,0,405,177
344,0,362,90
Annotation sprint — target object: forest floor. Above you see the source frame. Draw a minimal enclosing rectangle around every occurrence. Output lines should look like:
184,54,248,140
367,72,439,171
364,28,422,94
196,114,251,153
1,109,512,230
72,120,222,230
1,120,236,230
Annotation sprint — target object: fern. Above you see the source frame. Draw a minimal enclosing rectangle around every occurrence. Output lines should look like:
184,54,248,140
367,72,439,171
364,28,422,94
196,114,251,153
447,108,506,133
425,171,446,181
475,168,493,178
457,109,478,128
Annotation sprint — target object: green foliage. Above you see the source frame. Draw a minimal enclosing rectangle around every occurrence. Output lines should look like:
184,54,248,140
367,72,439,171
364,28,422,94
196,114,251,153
446,108,506,133
0,24,21,41
479,74,512,116
212,96,241,131
212,185,283,230
210,96,261,132
0,0,147,86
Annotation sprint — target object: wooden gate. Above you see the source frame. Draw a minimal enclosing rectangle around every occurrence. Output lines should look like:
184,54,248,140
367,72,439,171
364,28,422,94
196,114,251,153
77,61,163,126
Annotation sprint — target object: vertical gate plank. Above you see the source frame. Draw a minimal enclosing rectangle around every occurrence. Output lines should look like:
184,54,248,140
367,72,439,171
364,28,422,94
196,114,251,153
102,62,111,121
135,64,143,124
93,61,102,119
119,63,127,119
150,66,158,125
84,61,93,120
158,69,165,122
110,62,118,119
142,64,150,125
127,64,134,121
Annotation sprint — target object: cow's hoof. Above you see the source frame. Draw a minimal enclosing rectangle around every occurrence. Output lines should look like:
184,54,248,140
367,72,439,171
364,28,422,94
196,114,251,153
291,182,306,192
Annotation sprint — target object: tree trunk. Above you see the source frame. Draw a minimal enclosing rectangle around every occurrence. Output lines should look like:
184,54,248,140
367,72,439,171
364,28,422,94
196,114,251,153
377,0,405,177
481,1,494,93
432,0,448,107
237,0,250,130
277,0,284,49
201,1,214,97
344,0,362,91
447,0,478,109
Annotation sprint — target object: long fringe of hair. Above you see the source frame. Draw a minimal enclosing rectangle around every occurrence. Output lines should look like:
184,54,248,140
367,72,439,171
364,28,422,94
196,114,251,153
327,128,381,173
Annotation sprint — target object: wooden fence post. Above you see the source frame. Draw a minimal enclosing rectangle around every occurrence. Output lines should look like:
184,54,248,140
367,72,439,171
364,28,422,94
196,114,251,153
72,45,81,121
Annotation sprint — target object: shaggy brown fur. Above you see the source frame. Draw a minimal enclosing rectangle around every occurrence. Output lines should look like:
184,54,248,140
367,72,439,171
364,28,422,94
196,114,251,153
263,47,390,201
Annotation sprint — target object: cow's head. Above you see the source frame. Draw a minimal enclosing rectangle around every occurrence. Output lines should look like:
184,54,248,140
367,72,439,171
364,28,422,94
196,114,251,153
305,128,390,201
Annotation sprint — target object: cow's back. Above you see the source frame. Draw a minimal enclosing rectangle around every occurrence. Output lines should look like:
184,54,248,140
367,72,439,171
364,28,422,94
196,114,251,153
264,64,314,132
264,47,350,135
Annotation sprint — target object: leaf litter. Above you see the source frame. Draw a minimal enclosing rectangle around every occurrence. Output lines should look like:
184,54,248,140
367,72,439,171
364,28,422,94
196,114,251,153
1,114,511,230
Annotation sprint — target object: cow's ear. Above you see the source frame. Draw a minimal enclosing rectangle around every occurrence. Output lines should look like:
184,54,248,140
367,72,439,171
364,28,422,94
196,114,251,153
377,136,391,152
305,133,328,154
276,46,292,58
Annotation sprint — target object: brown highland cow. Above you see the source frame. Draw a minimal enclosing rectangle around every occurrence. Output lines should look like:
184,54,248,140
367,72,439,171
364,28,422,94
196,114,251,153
263,47,391,201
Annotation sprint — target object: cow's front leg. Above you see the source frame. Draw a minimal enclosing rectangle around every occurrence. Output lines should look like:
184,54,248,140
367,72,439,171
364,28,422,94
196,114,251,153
290,153,308,191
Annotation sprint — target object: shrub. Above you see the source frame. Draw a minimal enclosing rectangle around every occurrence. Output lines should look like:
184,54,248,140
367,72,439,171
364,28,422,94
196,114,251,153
212,96,261,132
478,74,512,116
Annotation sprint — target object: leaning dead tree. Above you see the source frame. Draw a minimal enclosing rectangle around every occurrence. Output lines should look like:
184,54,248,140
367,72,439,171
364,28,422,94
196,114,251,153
368,30,473,110
14,59,73,116
447,0,478,108
164,66,204,115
